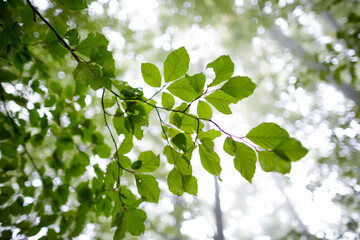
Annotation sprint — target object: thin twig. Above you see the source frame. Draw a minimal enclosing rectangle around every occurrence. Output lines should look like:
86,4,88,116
108,88,263,151
25,0,81,62
147,83,168,102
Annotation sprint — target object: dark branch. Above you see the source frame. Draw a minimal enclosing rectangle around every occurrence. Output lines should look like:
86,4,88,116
25,0,81,62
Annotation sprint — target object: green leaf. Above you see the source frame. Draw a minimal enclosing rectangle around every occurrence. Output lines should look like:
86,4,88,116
198,129,221,140
91,45,115,77
118,136,133,155
93,143,111,158
221,76,256,100
0,69,18,82
200,137,214,152
175,155,192,175
167,77,198,102
0,186,15,205
197,101,212,119
171,133,187,151
233,141,257,183
180,114,203,133
119,156,131,168
127,208,146,236
273,138,308,162
136,151,160,172
161,92,175,110
223,137,235,156
141,63,161,87
207,55,234,87
73,62,92,88
258,151,291,174
29,109,40,126
182,175,198,196
185,73,206,94
164,47,190,82
246,122,290,149
113,210,127,239
76,33,109,57
199,145,221,176
135,174,160,203
205,90,237,114
167,168,184,196
113,111,131,136
58,0,87,10
131,160,142,170
65,28,80,46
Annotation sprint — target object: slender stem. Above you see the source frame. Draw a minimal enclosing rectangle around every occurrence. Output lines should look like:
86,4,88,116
25,0,81,62
147,83,168,102
108,88,263,151
102,88,130,210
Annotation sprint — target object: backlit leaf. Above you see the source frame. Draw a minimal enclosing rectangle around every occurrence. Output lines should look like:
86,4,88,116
233,141,257,183
207,55,234,87
136,151,160,172
199,145,221,176
167,168,184,196
127,208,146,236
274,138,308,162
135,174,160,203
258,151,291,174
197,101,212,119
205,90,237,114
167,77,198,102
246,123,290,149
164,47,190,82
221,76,256,100
185,73,206,94
141,63,161,87
161,92,175,110
182,175,198,196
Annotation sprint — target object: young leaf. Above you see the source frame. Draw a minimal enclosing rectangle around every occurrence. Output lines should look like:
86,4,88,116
135,151,160,172
221,76,256,100
167,77,198,102
197,101,212,119
171,133,187,152
258,151,291,174
199,145,222,176
205,90,237,114
141,63,161,87
167,168,184,196
161,92,175,110
185,73,206,94
233,141,257,183
223,137,235,156
246,122,290,149
182,175,198,196
64,28,80,46
76,32,109,57
175,155,192,175
91,45,115,77
164,47,190,82
207,55,234,87
273,138,308,162
127,208,146,236
135,174,160,203
198,129,221,140
118,136,133,155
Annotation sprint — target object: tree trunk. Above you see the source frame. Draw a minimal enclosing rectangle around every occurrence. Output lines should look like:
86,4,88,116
214,176,225,240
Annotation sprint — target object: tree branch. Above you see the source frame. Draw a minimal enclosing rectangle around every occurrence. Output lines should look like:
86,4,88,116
25,0,81,62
